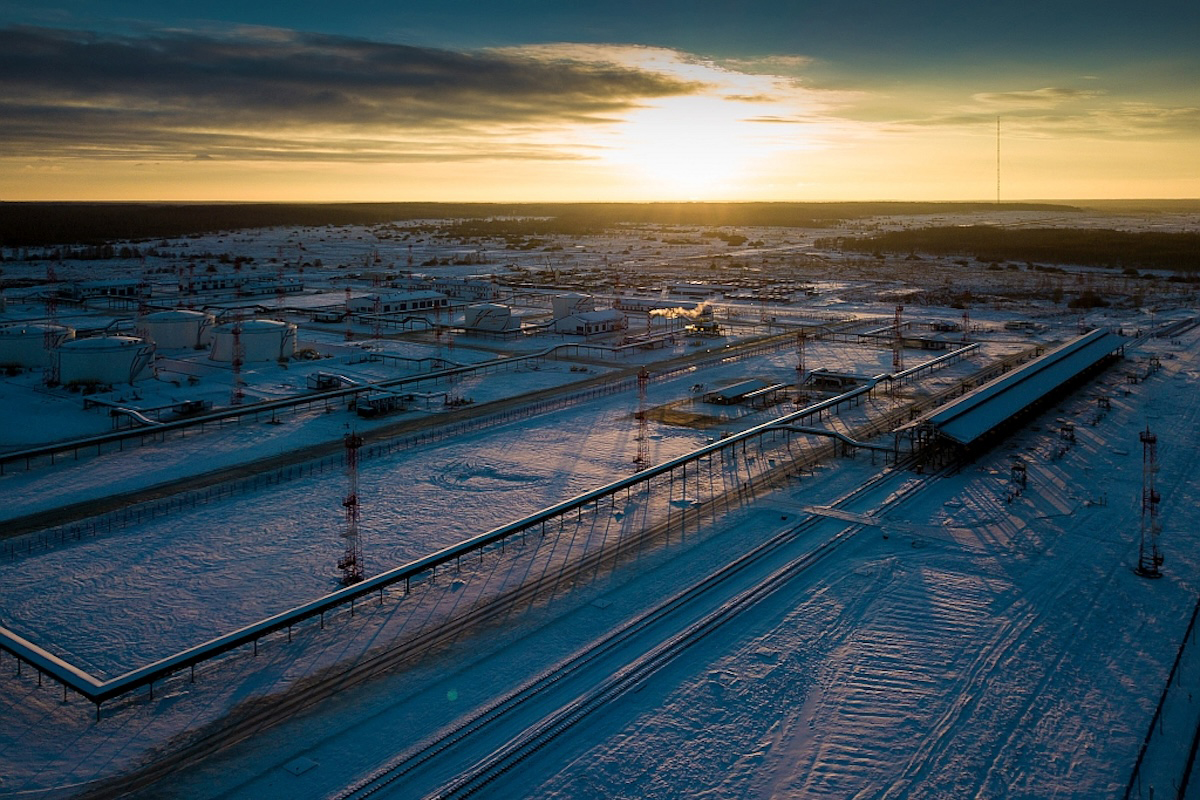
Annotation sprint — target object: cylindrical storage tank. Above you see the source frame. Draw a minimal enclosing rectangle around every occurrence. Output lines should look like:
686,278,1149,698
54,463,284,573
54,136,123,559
465,303,514,331
136,309,215,349
0,323,76,368
552,293,593,320
57,336,155,385
209,319,297,362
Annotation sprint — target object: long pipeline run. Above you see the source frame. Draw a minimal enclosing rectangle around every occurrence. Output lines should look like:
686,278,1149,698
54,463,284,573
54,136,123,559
0,330,809,474
0,343,979,717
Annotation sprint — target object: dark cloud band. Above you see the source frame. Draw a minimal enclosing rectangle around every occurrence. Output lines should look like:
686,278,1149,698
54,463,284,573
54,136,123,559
0,26,704,161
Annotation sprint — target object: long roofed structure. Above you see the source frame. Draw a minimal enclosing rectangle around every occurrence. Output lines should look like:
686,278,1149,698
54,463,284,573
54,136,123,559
905,328,1126,464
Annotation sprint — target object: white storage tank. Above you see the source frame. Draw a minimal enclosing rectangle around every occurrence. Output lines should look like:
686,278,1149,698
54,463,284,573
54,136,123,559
0,322,76,368
136,309,215,349
464,303,516,332
57,336,155,385
209,319,297,363
551,293,594,320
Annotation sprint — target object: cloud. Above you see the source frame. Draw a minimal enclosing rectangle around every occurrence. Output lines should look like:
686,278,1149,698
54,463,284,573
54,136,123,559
862,84,1200,140
886,103,1200,140
971,87,1104,108
0,26,705,162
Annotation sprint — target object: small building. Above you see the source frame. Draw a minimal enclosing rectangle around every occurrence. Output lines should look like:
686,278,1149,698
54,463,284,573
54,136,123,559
614,296,700,313
348,291,448,315
190,274,303,297
703,379,771,405
554,309,627,336
60,279,145,302
803,369,861,391
667,282,732,299
394,277,497,302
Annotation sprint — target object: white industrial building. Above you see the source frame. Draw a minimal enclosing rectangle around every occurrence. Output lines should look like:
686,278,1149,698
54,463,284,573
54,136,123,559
554,309,627,336
59,279,145,302
348,291,449,315
549,293,625,336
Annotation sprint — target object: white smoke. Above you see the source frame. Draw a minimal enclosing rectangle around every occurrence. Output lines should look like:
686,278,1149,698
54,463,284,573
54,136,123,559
649,301,711,320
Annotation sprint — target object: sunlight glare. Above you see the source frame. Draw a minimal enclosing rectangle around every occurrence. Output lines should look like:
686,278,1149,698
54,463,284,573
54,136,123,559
605,96,762,199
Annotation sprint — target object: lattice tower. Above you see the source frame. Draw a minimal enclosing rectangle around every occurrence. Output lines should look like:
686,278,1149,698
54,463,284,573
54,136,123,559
229,312,245,406
796,330,807,381
43,266,60,385
339,432,365,585
1136,426,1163,578
634,366,650,471
892,304,905,372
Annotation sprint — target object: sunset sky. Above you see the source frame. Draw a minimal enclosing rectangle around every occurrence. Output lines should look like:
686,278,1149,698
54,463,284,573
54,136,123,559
1,1,1196,202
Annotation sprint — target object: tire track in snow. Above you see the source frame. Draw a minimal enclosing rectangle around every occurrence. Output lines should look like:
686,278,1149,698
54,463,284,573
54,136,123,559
795,563,997,798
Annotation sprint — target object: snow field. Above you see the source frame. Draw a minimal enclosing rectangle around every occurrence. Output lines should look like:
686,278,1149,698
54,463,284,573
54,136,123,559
519,333,1200,800
1,334,936,672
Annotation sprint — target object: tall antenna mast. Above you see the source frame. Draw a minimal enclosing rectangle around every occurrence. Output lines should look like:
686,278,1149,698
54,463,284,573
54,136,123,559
996,116,1001,205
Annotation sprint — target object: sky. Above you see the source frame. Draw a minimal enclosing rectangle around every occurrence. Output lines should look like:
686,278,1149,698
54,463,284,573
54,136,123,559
0,1,1197,202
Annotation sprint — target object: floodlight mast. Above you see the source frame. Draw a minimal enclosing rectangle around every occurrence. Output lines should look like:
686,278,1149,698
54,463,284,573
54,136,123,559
634,367,650,472
1135,426,1163,578
339,431,365,585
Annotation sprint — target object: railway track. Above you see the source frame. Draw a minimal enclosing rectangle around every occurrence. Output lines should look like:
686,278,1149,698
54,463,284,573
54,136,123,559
332,459,944,800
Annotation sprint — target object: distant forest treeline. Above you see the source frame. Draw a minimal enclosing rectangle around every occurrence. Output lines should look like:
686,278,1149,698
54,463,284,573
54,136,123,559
0,201,1071,248
831,226,1200,272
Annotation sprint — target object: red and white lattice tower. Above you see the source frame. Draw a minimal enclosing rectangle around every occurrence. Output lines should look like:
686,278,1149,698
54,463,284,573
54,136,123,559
1136,426,1163,578
338,432,365,585
186,263,196,308
961,305,971,342
43,265,60,385
633,366,651,471
229,312,245,406
892,304,905,372
344,286,354,341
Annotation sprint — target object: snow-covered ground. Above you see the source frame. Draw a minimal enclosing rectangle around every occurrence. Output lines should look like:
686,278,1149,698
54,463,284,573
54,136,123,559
0,212,1198,798
135,328,1200,800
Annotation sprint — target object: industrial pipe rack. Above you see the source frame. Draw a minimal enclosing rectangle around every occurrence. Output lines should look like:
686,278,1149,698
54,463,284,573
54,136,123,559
0,343,979,717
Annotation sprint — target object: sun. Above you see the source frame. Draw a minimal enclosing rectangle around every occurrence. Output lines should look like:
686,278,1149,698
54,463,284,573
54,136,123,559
604,96,760,199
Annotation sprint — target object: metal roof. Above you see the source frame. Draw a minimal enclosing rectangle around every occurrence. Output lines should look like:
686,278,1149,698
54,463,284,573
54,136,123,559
926,329,1124,446
704,378,771,402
